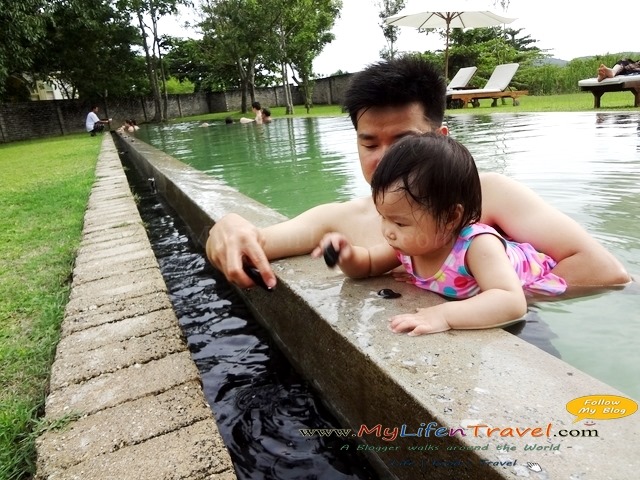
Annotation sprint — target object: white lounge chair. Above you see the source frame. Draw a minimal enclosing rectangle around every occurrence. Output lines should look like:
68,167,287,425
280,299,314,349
448,63,527,108
578,74,640,108
446,66,477,93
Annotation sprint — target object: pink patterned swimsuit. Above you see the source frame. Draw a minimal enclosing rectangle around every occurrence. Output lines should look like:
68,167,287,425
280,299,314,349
396,223,567,299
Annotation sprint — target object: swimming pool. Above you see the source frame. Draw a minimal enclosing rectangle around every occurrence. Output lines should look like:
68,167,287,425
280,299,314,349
137,112,640,399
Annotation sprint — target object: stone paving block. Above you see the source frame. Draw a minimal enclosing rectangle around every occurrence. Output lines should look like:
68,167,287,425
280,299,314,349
74,241,152,266
81,218,139,236
45,352,201,418
87,187,131,199
57,308,180,349
80,223,147,246
72,252,159,285
70,265,164,291
62,291,173,335
84,202,139,217
82,211,140,228
67,269,167,309
36,381,214,472
50,327,188,390
36,420,235,480
84,208,135,223
76,228,149,257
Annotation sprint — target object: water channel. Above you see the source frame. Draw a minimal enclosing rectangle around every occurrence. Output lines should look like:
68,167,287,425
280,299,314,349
122,160,378,479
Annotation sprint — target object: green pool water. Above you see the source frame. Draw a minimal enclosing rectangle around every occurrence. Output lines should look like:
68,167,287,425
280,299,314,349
137,112,640,400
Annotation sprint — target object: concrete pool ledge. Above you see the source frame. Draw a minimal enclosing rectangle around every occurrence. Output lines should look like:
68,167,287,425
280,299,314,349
35,134,236,480
115,132,639,480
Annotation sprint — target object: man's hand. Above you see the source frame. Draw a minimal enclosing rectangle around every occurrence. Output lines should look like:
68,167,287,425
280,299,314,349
205,213,276,289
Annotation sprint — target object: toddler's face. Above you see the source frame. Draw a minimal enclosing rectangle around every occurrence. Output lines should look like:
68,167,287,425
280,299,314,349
376,189,449,256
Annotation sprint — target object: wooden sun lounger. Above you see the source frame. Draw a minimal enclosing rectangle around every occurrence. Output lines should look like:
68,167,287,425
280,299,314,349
446,66,477,92
448,89,529,108
446,63,527,108
578,74,640,108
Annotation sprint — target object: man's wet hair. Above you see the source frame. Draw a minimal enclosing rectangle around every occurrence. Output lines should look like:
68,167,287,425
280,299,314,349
344,55,447,130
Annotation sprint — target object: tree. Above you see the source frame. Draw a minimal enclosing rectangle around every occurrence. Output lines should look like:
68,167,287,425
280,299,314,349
0,0,48,99
199,0,267,112
377,0,405,60
164,38,214,91
199,0,340,113
118,0,191,121
165,75,195,93
270,0,341,113
34,0,144,100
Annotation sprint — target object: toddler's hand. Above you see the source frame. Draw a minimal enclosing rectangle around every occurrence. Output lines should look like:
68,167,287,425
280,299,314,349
311,233,352,265
391,270,413,284
389,307,451,335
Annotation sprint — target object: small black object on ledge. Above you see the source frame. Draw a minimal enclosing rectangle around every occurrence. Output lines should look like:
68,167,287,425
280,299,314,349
378,288,401,299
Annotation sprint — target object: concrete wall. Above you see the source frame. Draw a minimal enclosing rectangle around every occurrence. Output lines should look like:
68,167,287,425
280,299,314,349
114,131,640,480
0,74,354,143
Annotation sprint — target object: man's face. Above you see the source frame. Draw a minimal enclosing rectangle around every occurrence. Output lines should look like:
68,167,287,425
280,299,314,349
355,102,446,184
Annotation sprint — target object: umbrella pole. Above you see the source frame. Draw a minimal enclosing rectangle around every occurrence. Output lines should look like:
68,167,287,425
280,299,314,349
444,24,450,81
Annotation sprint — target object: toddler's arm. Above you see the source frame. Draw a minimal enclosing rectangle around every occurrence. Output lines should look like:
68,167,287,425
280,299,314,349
312,233,400,278
390,234,527,335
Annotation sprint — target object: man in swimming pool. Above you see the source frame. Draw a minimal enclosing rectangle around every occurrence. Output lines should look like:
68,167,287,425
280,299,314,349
205,55,630,290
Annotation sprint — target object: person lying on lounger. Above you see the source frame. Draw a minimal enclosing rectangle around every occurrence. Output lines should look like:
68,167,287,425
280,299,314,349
597,59,640,81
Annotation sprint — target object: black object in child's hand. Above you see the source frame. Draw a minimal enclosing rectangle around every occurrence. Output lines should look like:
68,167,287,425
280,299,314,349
323,243,340,268
243,264,273,291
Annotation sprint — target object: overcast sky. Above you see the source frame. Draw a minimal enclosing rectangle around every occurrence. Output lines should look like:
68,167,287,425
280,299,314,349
165,0,638,77
312,0,638,76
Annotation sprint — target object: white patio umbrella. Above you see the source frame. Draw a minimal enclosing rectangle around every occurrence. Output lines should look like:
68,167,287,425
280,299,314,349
384,0,516,80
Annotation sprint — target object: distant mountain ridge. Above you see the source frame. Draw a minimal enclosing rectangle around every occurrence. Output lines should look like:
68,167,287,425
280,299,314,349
538,52,640,67
537,57,568,66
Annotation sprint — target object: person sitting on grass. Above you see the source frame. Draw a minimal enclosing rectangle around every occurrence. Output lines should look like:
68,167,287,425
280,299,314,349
85,105,111,136
313,133,567,335
597,59,640,81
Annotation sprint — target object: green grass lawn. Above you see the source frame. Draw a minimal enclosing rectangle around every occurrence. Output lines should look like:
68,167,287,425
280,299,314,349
0,134,99,480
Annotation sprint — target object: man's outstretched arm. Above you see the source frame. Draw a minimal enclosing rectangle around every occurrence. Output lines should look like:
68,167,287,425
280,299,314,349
205,202,356,289
479,172,630,287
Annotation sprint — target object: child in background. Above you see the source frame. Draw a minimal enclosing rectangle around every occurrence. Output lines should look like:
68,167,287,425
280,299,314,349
313,133,566,335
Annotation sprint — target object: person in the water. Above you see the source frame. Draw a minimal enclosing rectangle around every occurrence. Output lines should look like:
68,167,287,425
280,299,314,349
314,133,566,335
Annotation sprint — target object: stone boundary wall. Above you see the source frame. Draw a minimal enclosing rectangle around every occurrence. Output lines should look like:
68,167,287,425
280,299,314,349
0,73,354,143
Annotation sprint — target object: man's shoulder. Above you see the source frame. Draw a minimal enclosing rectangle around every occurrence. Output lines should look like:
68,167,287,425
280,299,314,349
317,196,373,215
301,197,375,231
